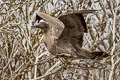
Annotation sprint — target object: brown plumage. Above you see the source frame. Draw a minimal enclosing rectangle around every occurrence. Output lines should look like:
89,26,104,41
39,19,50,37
31,10,109,60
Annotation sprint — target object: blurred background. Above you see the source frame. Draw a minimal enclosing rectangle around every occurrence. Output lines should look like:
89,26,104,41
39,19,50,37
0,0,120,80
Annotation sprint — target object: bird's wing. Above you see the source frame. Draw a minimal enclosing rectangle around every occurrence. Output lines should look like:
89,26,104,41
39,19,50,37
57,10,96,47
58,10,97,17
36,12,65,39
58,10,97,33
58,12,85,47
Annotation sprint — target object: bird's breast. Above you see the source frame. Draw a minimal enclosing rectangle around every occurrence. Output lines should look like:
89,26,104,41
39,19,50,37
43,34,56,50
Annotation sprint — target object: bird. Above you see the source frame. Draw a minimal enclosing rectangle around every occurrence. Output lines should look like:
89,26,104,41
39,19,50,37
31,10,109,60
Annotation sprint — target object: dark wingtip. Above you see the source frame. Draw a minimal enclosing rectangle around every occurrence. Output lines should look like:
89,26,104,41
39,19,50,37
78,10,98,14
35,14,42,22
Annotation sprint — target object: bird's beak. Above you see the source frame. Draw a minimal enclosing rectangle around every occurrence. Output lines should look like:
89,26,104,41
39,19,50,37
31,22,48,33
31,22,46,29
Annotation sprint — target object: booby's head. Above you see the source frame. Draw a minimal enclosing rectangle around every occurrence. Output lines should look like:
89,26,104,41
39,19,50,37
31,12,64,39
31,12,64,50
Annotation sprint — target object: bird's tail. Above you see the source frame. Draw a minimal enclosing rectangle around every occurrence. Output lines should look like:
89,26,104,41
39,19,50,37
91,52,110,59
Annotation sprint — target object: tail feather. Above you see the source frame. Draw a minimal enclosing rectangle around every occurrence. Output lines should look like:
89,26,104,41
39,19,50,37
92,52,110,59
